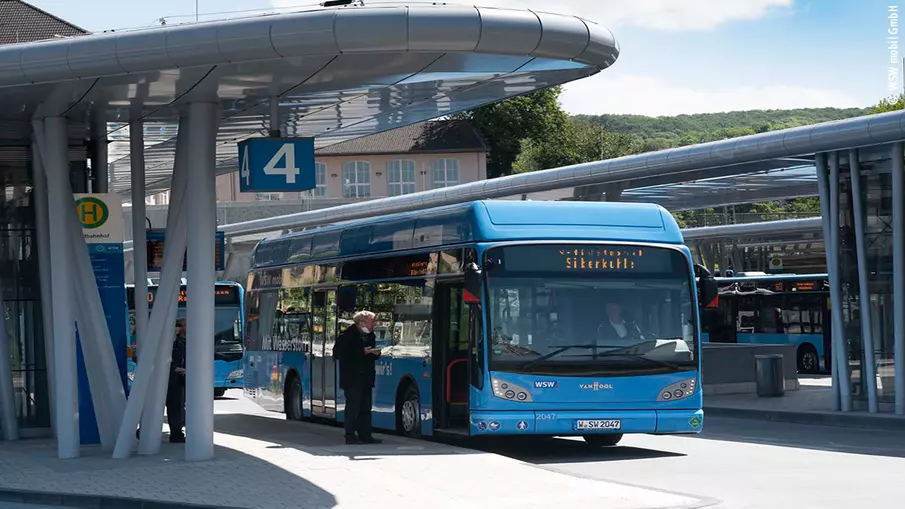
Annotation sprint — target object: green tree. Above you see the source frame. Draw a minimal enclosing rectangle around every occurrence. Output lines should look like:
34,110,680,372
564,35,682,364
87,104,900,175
455,87,569,178
512,119,642,174
870,93,904,114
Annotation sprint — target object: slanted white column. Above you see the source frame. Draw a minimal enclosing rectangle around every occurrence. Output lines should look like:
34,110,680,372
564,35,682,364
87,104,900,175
115,117,190,458
138,117,191,456
34,117,79,458
0,279,18,441
849,149,879,413
31,141,56,435
184,102,219,462
828,152,852,412
130,120,149,363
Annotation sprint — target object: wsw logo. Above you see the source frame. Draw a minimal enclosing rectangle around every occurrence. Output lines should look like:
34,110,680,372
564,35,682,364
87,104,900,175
533,381,558,388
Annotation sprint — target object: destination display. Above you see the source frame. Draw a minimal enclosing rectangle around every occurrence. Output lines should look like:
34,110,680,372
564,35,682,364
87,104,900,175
127,286,241,308
492,244,683,274
146,229,226,272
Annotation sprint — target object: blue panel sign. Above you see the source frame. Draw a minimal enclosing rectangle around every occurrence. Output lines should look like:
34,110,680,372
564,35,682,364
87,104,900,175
74,194,129,445
237,137,316,193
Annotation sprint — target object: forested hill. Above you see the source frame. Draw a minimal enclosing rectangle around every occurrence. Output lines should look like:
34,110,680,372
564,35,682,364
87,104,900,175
574,107,870,151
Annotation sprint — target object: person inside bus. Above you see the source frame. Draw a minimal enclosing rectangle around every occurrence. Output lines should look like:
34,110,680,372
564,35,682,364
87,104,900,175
334,310,382,445
597,301,645,345
133,319,187,443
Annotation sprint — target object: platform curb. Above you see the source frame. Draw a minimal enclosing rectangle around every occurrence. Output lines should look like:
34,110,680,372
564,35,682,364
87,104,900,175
705,405,905,431
0,488,247,509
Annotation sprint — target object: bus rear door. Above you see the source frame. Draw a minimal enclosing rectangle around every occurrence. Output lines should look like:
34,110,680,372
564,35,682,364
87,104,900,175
311,289,337,417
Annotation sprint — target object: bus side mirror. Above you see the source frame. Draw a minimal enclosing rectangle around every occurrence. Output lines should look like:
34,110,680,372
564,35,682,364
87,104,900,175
695,264,718,306
464,262,482,300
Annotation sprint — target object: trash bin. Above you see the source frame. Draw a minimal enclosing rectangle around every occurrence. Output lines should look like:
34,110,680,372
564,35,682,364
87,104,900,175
754,354,784,397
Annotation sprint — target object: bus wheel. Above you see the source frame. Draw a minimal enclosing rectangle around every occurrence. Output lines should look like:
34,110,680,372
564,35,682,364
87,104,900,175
214,388,226,399
584,434,623,447
397,385,421,438
286,376,303,421
798,346,819,374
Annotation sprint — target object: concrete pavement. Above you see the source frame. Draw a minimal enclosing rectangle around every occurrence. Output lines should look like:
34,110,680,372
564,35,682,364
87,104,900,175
478,415,905,509
0,390,703,509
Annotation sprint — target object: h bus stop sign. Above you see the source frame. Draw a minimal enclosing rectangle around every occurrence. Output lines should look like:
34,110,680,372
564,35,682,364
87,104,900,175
237,137,316,192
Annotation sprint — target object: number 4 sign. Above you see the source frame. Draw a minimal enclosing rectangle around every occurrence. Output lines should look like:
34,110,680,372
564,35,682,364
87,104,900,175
237,137,316,193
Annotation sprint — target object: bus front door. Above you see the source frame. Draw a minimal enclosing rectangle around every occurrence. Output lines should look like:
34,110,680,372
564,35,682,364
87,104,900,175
433,282,469,431
311,289,337,417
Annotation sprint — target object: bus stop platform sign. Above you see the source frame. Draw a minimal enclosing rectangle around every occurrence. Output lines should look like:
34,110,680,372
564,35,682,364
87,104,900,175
74,193,128,445
238,137,316,193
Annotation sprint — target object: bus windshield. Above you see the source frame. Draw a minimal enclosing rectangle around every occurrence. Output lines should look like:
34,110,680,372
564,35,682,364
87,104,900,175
172,308,244,359
484,244,697,376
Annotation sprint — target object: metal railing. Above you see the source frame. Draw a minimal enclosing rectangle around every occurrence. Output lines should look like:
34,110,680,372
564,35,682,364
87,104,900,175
678,212,821,229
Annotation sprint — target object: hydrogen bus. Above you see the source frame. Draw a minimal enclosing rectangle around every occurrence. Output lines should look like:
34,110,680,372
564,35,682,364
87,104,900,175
126,281,246,397
700,273,830,373
243,201,715,446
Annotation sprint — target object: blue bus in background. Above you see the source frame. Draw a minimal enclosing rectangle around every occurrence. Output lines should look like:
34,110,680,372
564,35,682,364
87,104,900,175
700,273,830,374
126,281,246,397
243,201,715,446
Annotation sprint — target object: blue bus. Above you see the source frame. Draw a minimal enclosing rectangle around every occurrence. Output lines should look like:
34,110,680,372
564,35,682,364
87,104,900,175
700,273,830,374
126,281,246,397
243,201,714,446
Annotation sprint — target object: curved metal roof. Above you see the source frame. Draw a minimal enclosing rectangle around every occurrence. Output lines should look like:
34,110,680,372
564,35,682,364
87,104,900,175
0,4,618,194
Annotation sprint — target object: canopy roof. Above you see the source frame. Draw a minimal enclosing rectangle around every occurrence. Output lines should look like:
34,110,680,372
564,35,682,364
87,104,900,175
0,4,618,195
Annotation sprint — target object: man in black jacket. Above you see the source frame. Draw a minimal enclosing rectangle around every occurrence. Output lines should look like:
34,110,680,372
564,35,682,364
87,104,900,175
166,319,187,443
334,310,382,445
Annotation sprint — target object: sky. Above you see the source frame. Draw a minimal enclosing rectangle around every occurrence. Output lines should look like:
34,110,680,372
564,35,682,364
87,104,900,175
27,0,903,117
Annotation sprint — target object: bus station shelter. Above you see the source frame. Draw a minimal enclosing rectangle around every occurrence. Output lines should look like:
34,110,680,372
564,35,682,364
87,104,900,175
0,4,619,460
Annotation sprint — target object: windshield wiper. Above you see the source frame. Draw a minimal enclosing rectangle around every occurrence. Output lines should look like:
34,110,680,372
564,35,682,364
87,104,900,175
594,352,681,370
522,344,630,370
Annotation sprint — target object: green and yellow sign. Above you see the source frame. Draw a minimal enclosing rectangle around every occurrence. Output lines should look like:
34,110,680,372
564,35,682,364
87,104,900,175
75,197,110,229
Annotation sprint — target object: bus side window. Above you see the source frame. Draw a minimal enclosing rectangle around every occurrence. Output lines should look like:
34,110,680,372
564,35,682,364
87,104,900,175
469,304,485,390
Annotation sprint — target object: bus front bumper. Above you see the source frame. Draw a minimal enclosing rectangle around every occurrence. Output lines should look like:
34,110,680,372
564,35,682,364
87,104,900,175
469,409,704,436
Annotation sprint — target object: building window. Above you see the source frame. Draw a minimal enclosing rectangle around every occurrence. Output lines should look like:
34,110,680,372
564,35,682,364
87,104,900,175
342,161,371,198
387,160,416,196
431,158,460,188
314,162,327,198
255,192,283,201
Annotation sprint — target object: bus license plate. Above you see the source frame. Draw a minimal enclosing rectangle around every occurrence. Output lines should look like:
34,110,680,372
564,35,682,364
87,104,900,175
575,419,621,430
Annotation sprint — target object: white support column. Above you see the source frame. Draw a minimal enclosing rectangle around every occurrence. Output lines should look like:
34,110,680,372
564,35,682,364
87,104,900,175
816,152,841,411
34,117,79,458
130,120,149,362
92,116,108,194
0,280,18,441
115,117,191,458
893,143,905,415
849,149,879,413
31,141,56,436
138,117,191,456
185,102,218,461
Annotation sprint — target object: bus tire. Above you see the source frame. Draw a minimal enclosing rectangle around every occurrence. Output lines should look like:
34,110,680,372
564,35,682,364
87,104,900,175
214,388,226,399
397,383,421,438
285,373,303,421
797,345,819,374
584,434,623,447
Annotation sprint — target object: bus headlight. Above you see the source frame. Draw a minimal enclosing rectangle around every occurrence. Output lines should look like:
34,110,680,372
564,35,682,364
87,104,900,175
228,369,244,380
491,378,533,402
657,378,696,402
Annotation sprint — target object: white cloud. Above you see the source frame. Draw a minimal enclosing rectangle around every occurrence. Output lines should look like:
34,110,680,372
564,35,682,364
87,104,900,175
471,0,794,31
268,0,793,30
560,73,862,116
